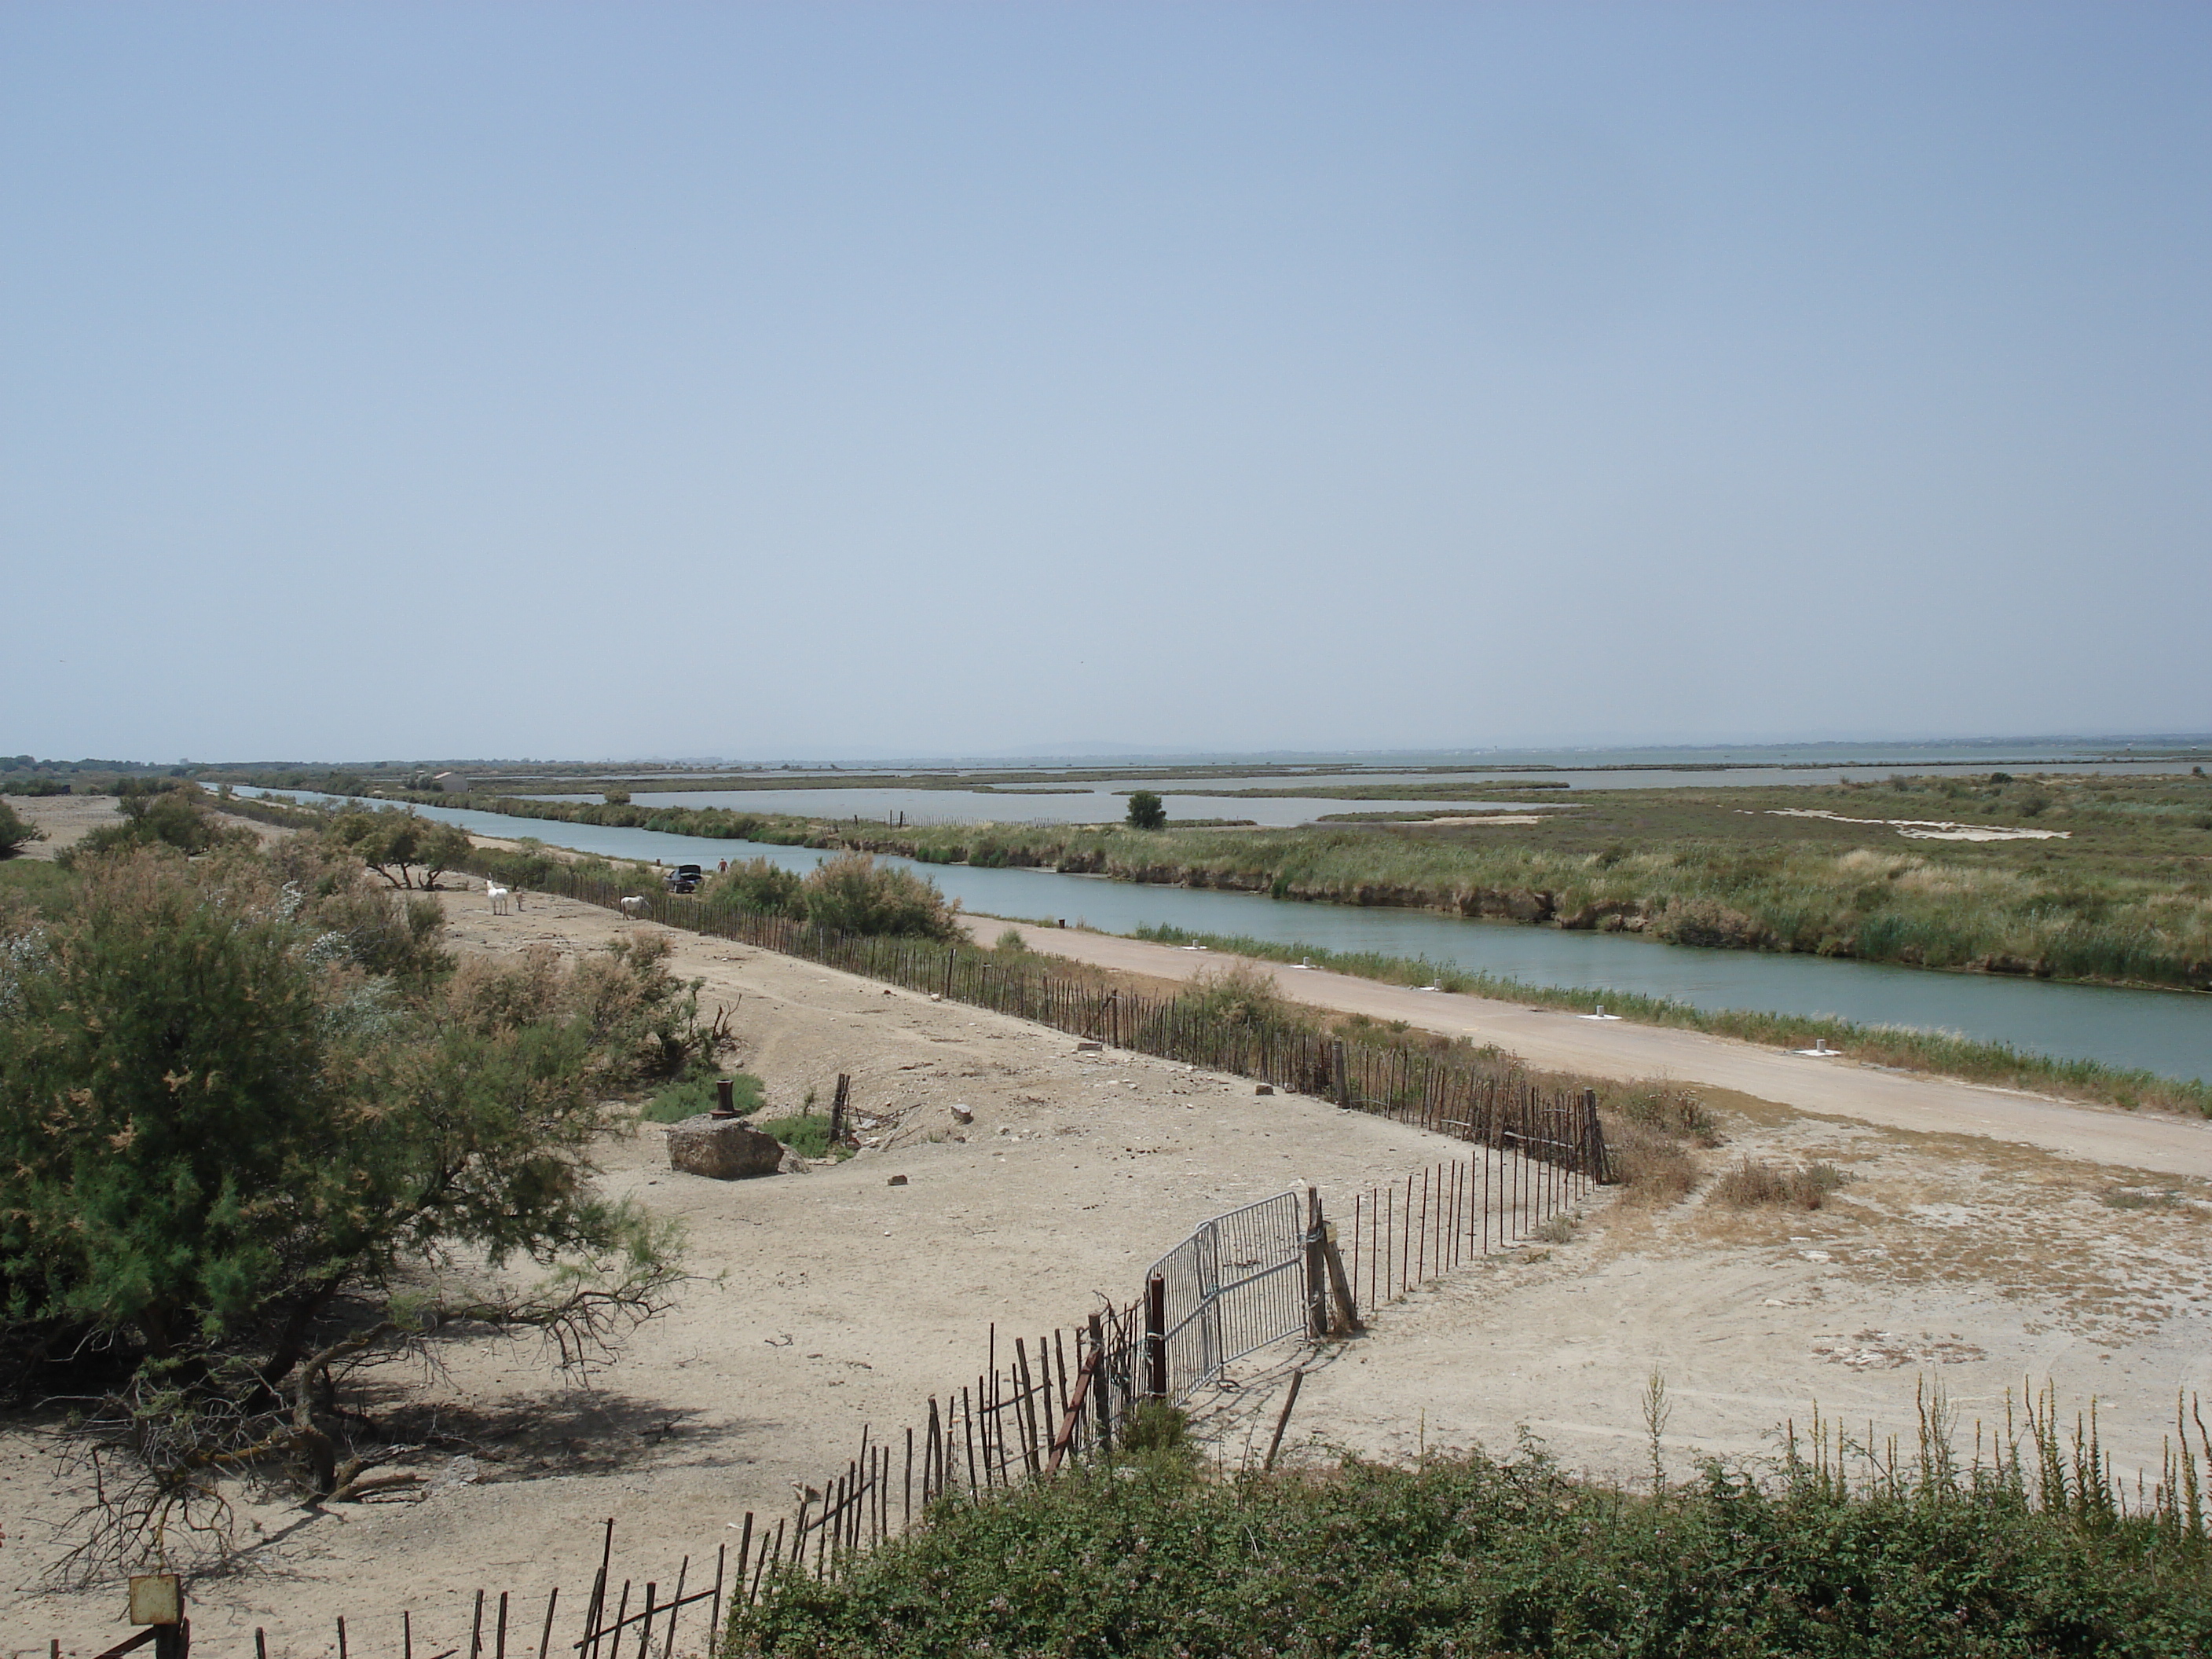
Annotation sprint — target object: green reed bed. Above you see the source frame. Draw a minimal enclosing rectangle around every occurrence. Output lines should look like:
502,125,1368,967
1127,925,2212,1117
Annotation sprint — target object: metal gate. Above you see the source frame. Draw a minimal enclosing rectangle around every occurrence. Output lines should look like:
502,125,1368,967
1147,1189,1309,1401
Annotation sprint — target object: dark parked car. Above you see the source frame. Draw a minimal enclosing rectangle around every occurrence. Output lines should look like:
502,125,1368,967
664,863,705,894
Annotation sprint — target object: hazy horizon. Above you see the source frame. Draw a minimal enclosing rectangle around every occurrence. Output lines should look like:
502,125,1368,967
5,4,2209,760
15,730,2211,775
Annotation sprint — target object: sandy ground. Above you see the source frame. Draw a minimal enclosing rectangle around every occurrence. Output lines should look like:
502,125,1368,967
8,850,2212,1653
5,793,125,858
6,793,291,861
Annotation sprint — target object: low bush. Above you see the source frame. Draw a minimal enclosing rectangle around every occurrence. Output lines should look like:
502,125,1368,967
0,800,38,858
1713,1156,1848,1209
59,785,248,866
1178,961,1289,1029
800,852,962,940
705,857,808,919
731,1432,2212,1657
1614,1082,1723,1146
1606,1118,1705,1205
0,859,74,924
472,843,578,890
1115,1401,1190,1453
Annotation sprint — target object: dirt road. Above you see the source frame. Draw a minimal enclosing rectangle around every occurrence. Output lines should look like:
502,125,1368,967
966,917,2212,1179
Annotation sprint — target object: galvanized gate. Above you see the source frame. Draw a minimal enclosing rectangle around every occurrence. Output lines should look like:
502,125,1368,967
1146,1189,1309,1401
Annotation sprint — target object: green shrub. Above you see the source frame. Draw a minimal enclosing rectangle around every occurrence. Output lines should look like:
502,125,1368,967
642,1072,765,1123
0,859,75,922
1125,789,1167,830
731,1439,2212,1657
705,857,808,918
1116,1400,1189,1452
800,852,961,940
1177,961,1287,1029
0,800,38,858
59,786,247,867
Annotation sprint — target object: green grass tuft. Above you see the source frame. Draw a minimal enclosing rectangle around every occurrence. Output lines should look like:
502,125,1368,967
751,1111,848,1160
641,1072,766,1123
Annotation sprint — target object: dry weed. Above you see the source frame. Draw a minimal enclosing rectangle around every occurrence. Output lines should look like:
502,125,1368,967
1604,1118,1702,1207
1712,1157,1848,1210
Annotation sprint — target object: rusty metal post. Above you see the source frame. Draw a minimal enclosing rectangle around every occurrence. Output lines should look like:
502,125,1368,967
1144,1273,1167,1401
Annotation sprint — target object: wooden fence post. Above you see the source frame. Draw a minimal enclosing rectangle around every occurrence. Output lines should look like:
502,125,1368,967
1321,1213,1362,1334
1087,1312,1111,1445
1331,1041,1350,1108
1303,1187,1329,1340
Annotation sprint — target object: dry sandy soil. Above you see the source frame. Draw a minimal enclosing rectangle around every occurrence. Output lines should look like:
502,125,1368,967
5,793,130,859
7,830,2212,1654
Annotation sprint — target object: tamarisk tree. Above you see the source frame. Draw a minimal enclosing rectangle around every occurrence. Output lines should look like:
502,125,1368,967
0,845,713,1573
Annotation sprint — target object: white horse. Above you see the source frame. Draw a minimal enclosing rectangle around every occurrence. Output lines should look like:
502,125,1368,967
619,895,649,918
485,882,511,915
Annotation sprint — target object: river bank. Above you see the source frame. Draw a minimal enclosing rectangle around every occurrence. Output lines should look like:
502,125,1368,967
206,787,2212,1090
361,771,2212,994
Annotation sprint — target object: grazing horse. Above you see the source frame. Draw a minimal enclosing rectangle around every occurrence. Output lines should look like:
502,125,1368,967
619,895,649,917
485,882,511,915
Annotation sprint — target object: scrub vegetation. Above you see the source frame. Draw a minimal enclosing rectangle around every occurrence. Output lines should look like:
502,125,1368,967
0,798,38,857
729,1390,2212,1659
641,1071,767,1123
0,833,723,1576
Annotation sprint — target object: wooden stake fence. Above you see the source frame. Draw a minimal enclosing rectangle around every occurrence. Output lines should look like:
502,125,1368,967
459,856,1612,1187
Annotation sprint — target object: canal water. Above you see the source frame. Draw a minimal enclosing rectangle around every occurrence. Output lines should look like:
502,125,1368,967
239,789,2212,1083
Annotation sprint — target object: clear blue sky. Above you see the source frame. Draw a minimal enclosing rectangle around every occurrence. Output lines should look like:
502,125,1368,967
4,3,2207,762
